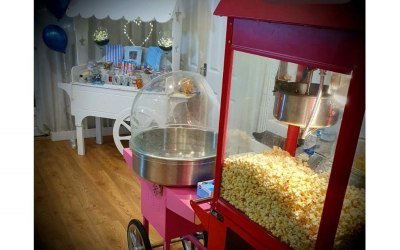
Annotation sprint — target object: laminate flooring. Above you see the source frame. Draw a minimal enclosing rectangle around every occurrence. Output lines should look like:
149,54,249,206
34,136,184,250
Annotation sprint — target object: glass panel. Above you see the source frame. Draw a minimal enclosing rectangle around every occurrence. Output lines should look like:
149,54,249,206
333,119,366,249
225,52,281,156
221,51,365,249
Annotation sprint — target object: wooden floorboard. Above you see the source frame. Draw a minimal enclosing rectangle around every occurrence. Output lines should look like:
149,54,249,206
34,136,185,250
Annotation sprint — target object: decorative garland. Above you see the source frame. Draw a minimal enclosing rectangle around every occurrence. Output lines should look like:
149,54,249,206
123,19,153,47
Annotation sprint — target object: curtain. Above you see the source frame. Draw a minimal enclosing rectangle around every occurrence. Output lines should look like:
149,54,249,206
34,4,76,136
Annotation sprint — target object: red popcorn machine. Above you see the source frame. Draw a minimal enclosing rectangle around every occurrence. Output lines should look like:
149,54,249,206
191,0,365,249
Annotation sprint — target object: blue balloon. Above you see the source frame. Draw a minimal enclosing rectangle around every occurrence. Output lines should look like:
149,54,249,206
45,0,70,20
42,25,68,53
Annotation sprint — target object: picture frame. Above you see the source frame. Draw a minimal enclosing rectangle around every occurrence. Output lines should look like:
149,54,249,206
145,46,163,71
124,46,142,66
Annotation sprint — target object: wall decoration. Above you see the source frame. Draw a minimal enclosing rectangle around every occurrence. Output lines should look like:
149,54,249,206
123,19,153,47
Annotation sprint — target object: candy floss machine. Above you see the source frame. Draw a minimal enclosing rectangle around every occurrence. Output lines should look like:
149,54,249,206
191,1,365,250
129,71,220,186
126,71,220,250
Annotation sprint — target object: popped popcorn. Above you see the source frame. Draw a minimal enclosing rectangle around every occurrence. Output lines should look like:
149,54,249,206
221,147,365,250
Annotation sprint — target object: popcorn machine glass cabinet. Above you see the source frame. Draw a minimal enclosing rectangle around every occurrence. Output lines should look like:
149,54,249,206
220,51,365,250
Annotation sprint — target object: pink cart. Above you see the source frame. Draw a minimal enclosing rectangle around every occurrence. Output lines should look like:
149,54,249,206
123,148,210,250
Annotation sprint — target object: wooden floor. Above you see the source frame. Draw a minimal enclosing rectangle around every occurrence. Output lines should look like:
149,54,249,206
34,136,184,250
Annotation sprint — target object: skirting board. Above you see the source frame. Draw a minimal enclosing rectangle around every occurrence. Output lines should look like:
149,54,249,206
50,126,113,141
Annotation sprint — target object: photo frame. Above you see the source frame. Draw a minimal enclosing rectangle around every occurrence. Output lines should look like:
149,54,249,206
124,46,142,66
145,46,163,71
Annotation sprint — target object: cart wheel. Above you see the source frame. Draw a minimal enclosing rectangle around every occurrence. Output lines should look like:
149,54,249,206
114,107,163,155
127,219,151,250
113,109,131,155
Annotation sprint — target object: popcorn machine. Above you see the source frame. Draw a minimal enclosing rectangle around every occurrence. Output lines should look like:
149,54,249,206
191,0,365,249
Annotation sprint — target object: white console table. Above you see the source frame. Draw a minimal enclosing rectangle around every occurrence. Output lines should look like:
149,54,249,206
58,81,141,155
59,66,200,155
59,79,187,155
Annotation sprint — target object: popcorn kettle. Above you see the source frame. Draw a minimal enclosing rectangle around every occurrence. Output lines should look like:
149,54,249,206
273,62,344,139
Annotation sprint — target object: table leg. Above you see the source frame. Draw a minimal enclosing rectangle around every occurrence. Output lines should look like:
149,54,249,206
95,117,103,144
76,125,85,155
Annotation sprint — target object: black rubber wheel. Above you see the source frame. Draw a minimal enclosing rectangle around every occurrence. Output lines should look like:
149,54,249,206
127,219,151,250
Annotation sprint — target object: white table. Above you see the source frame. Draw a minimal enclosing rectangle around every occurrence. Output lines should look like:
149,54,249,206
59,66,197,156
58,81,141,155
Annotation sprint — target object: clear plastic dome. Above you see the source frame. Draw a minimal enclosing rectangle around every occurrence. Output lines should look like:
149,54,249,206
129,71,220,186
130,71,220,138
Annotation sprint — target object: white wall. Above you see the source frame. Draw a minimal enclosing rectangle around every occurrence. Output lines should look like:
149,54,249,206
180,0,226,98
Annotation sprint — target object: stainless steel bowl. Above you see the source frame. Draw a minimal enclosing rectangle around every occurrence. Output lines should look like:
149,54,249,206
130,127,217,186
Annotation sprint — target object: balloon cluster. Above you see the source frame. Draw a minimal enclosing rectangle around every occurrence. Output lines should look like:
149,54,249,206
42,0,70,53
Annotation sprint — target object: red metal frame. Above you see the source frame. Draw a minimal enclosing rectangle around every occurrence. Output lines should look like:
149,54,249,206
316,61,365,249
212,17,234,202
192,1,365,249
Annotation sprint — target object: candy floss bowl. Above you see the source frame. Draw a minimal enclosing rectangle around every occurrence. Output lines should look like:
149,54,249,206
129,71,220,186
131,126,217,186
